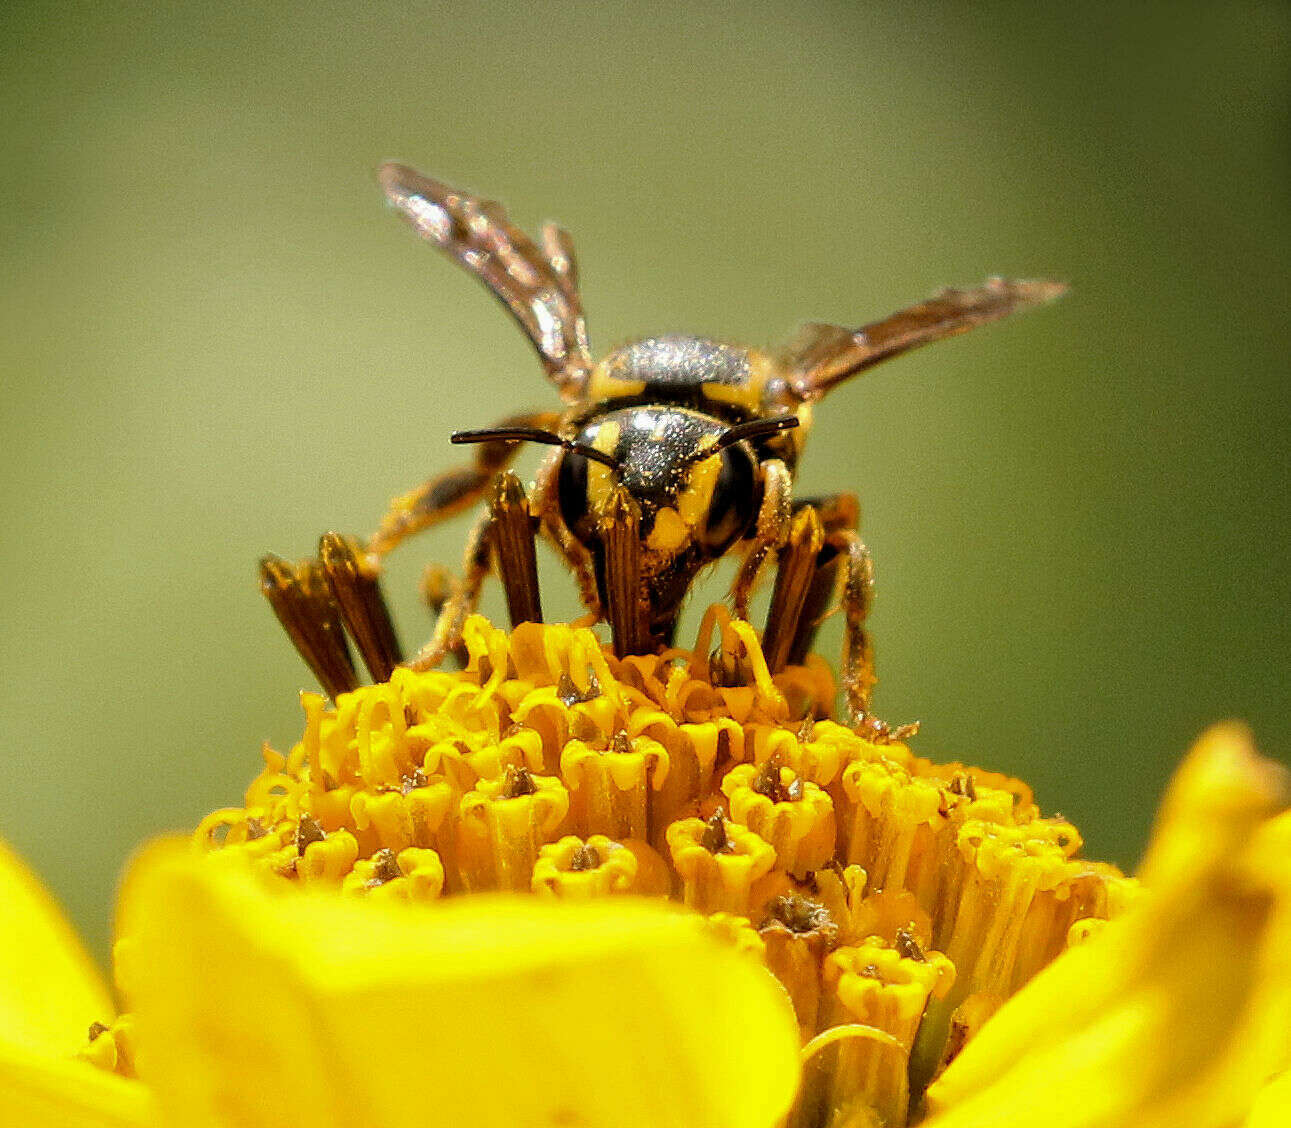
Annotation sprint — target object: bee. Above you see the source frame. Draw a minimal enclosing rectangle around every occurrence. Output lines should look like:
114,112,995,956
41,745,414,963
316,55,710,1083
261,164,1063,739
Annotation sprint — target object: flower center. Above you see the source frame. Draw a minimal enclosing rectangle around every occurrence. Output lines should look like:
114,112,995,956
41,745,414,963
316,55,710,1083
163,606,1139,1124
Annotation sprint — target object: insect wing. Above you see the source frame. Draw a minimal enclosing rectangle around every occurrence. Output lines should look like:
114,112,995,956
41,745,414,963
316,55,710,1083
378,163,591,392
785,277,1066,400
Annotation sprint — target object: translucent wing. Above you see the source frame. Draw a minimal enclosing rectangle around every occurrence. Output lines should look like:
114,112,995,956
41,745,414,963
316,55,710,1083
782,277,1066,401
379,163,592,398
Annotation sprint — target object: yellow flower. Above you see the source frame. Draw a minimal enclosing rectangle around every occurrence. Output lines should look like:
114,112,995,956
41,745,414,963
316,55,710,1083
919,723,1291,1128
1,610,1287,1127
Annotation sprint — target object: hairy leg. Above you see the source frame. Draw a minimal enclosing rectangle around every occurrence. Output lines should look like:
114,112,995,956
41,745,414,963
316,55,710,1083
730,459,793,620
367,410,559,557
833,530,918,743
405,509,494,672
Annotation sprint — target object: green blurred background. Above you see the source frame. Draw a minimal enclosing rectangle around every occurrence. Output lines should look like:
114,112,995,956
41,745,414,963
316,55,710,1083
2,0,1287,960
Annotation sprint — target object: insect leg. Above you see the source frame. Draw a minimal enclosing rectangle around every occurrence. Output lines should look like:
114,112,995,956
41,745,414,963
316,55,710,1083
405,509,494,671
834,530,918,743
784,492,861,666
761,506,825,674
730,459,793,621
419,563,470,669
489,471,543,627
367,410,560,557
531,450,603,622
258,556,359,699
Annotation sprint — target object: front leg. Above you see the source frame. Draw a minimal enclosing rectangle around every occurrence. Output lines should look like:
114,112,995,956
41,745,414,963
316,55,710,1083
530,448,603,623
760,506,825,674
730,459,792,620
368,410,559,557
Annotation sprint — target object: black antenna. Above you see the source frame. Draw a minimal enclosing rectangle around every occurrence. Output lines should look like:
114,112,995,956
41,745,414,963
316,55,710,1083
451,427,620,470
704,415,800,458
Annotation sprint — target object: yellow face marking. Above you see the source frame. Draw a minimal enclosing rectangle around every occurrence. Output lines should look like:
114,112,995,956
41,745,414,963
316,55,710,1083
646,506,689,553
647,448,722,555
677,452,720,529
586,420,622,514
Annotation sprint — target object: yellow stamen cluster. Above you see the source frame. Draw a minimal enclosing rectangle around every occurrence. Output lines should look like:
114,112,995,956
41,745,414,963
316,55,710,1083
108,606,1136,1123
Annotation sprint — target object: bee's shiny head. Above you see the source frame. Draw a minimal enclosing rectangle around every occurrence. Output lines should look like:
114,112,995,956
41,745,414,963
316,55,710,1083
557,406,759,568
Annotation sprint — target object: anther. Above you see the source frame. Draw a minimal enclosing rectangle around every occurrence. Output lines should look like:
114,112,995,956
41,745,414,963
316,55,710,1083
87,1022,109,1042
400,768,428,795
569,843,602,872
895,926,927,962
762,894,836,937
501,765,539,799
610,731,633,756
367,848,403,887
700,809,734,854
295,814,326,854
752,759,804,804
557,669,601,707
488,471,543,628
752,758,783,801
708,647,745,688
244,816,267,841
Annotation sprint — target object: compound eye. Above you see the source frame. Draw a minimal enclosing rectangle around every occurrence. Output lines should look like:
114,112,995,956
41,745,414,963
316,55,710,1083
556,449,593,543
701,446,756,555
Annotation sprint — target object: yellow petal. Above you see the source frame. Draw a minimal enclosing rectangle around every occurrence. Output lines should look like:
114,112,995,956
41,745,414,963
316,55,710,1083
1247,1070,1291,1128
125,842,801,1128
0,838,115,1055
922,723,1290,1128
0,1033,152,1127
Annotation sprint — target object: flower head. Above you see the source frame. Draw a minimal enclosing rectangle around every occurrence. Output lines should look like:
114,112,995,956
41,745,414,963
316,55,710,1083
2,608,1287,1127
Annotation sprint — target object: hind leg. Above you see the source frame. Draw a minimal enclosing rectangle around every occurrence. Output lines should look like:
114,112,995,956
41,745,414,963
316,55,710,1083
757,491,916,741
832,530,918,743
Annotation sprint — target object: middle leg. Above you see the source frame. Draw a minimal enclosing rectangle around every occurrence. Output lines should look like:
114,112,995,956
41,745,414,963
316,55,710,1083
405,508,494,671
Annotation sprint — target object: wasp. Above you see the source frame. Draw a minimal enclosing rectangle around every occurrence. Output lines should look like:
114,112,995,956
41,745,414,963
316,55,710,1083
261,164,1063,739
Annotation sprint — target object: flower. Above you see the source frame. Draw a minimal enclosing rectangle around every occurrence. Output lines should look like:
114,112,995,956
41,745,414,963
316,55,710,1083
2,608,1287,1127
